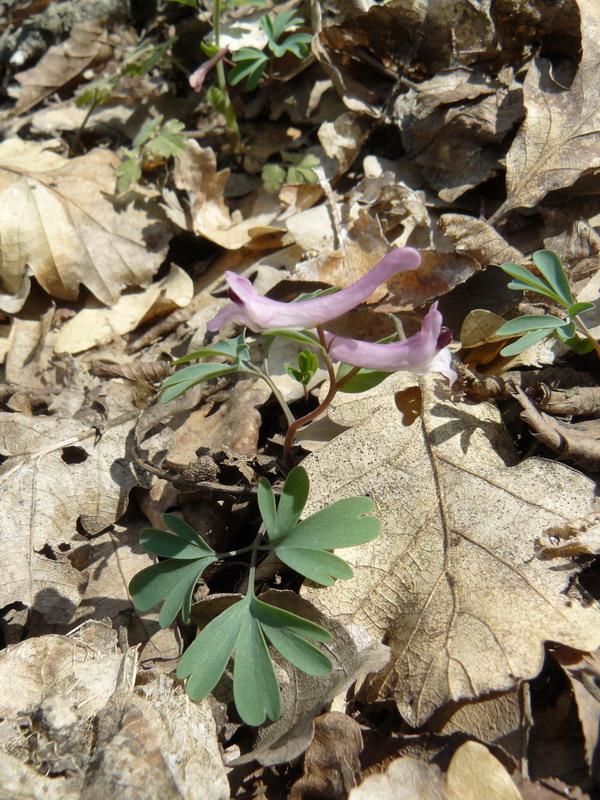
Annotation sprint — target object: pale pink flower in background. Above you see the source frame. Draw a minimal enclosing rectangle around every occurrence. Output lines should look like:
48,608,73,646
321,302,456,384
207,248,422,332
189,46,229,93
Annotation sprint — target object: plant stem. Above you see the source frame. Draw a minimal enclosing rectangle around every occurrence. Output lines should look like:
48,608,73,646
574,315,600,360
247,364,295,426
282,328,360,468
213,0,241,152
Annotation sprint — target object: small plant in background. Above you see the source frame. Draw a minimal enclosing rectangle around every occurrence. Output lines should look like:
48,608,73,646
116,115,187,192
130,467,380,725
129,247,456,725
229,9,313,90
496,250,599,358
167,0,313,150
262,151,320,193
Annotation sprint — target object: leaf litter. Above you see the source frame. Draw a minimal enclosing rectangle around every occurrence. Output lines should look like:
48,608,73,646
2,0,600,797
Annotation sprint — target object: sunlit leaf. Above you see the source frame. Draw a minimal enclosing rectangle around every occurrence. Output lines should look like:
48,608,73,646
499,328,551,356
495,315,568,335
275,546,353,586
233,611,281,724
532,250,573,307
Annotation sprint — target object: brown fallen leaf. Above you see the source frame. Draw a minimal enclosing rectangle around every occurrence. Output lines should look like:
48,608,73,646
490,0,600,222
53,265,193,355
445,740,522,800
289,712,363,800
439,214,525,267
553,647,600,782
0,404,139,622
0,138,170,310
9,22,113,115
348,755,448,800
301,374,600,726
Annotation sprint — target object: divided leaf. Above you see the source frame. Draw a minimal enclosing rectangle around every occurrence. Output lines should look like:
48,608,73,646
177,594,332,725
129,514,218,626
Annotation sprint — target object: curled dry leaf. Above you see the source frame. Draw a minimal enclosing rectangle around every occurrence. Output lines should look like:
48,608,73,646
289,712,363,800
439,214,525,267
536,511,600,558
301,374,600,726
513,386,600,470
54,265,193,355
492,0,600,221
0,408,139,622
9,22,113,115
0,139,170,311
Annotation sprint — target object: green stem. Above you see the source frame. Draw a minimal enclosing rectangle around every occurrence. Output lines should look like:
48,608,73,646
282,328,361,468
213,0,241,152
574,315,600,360
246,364,295,426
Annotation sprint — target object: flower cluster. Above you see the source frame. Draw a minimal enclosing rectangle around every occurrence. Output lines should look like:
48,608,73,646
207,248,456,384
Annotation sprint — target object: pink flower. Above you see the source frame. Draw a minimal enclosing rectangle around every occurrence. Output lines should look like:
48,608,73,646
322,302,456,383
189,46,229,93
207,248,422,333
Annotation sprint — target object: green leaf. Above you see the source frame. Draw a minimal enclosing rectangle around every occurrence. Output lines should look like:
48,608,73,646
145,119,187,158
272,32,312,59
177,599,247,699
132,116,164,149
258,477,278,541
140,530,213,559
498,263,564,306
284,349,319,385
568,301,596,317
499,328,552,356
559,334,595,354
129,557,215,626
262,163,286,193
229,48,268,90
495,315,568,335
160,362,240,402
162,0,198,8
275,547,353,586
554,320,576,339
284,497,380,549
262,329,323,349
275,466,310,542
336,365,392,393
176,593,333,724
261,10,304,46
532,250,573,307
233,611,281,725
173,333,250,364
116,155,143,193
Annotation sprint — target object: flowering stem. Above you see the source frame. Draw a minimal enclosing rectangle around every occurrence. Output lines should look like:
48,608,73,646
212,0,241,152
282,328,360,468
574,315,600,360
252,364,295,426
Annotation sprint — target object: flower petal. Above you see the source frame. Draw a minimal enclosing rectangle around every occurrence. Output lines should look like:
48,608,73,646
322,303,457,383
189,46,229,93
206,248,421,332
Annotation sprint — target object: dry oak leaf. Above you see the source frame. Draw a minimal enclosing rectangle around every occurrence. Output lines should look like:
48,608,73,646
10,22,113,116
0,138,169,310
0,409,138,621
301,375,600,726
445,740,522,800
491,0,600,221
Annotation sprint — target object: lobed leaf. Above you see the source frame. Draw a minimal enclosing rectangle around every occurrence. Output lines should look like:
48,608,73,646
499,263,564,306
173,333,249,364
499,328,551,356
275,546,354,586
495,315,568,335
532,250,573,307
283,497,380,549
233,612,281,725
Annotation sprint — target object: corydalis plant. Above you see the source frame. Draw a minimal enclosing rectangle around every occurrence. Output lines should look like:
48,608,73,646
162,247,455,463
129,467,380,725
496,250,599,358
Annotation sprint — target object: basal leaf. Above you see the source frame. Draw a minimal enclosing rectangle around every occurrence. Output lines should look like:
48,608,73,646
251,596,332,642
173,333,249,364
129,557,215,625
495,315,567,335
499,327,551,356
275,466,310,543
258,477,278,541
160,362,240,403
177,599,247,699
499,263,564,305
233,611,281,724
283,497,380,549
140,529,213,559
261,623,332,675
162,513,214,550
532,250,573,307
275,546,354,586
568,301,595,317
